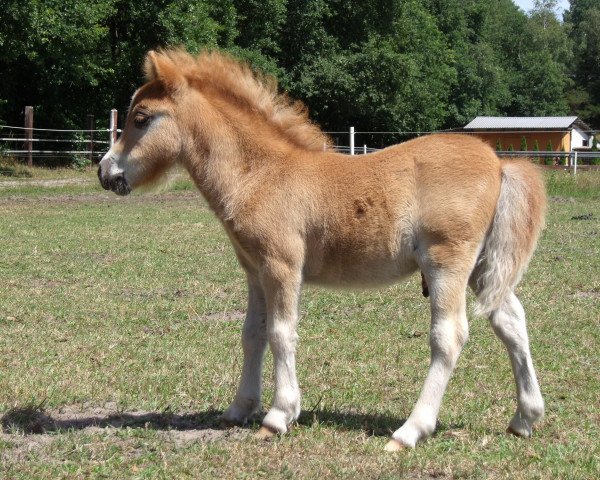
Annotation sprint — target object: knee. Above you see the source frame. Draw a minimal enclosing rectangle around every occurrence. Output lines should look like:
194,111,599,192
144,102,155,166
430,327,468,367
488,308,527,349
268,325,298,353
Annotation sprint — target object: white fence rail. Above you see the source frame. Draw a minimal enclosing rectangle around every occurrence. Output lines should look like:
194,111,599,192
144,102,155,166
0,107,121,166
3,118,599,173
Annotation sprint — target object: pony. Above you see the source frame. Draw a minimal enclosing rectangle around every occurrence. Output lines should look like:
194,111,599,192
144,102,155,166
98,49,546,450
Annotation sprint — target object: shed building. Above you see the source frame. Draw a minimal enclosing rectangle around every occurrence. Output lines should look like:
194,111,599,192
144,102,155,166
463,116,595,152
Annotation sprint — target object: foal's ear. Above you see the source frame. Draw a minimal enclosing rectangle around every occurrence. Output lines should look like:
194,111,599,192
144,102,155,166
144,50,186,90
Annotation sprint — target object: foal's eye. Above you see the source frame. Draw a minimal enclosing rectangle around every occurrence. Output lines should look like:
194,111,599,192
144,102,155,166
134,112,150,128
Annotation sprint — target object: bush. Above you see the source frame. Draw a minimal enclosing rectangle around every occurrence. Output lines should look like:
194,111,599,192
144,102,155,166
70,156,92,171
545,139,553,165
0,155,33,177
520,136,528,151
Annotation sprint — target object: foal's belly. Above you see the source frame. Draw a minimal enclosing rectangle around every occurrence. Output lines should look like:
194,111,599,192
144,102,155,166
303,243,419,287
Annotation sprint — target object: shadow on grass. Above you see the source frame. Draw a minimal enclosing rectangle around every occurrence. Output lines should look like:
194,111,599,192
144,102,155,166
298,409,406,437
1,407,225,434
1,405,407,438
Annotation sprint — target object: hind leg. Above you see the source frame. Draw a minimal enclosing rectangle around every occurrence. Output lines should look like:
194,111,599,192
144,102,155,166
489,292,544,437
386,267,470,450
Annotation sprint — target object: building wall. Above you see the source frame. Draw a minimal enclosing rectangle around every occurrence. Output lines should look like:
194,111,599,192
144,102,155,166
467,131,570,152
571,127,592,149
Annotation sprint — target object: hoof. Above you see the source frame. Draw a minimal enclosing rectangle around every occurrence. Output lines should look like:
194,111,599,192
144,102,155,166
255,425,278,441
219,416,240,428
384,438,409,452
507,425,531,438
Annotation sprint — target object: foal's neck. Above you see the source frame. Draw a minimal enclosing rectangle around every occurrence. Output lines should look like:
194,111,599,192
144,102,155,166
183,119,291,220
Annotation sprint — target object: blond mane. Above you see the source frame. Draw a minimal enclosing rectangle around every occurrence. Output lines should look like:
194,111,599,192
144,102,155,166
145,49,330,152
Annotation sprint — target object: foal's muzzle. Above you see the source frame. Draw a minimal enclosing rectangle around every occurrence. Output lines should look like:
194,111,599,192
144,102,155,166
98,166,132,196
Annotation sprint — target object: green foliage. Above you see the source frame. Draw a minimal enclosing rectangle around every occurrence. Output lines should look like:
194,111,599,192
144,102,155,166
0,156,33,177
496,139,503,151
520,136,528,151
0,0,597,139
70,156,92,170
508,144,514,152
533,139,540,151
566,2,600,127
546,142,554,166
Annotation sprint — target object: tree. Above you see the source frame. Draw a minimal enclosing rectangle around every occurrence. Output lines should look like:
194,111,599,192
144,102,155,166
503,0,570,116
0,0,116,127
0,0,588,147
565,0,600,127
545,139,554,164
230,0,286,75
282,0,456,140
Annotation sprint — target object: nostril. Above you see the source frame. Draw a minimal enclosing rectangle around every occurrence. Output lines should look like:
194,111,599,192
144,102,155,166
97,167,110,190
112,175,131,196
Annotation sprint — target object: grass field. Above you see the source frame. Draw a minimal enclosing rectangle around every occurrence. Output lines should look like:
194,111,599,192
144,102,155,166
0,165,599,479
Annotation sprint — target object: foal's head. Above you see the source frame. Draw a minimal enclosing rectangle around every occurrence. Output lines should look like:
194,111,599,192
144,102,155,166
98,49,329,195
98,50,197,195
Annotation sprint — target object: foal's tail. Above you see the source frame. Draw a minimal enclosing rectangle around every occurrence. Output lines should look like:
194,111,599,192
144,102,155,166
473,158,547,316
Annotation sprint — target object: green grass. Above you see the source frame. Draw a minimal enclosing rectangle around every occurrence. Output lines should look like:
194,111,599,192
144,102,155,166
0,169,598,479
0,156,96,180
545,169,600,199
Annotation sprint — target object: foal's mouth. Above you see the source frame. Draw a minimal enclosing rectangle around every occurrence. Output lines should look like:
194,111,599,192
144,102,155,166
98,167,132,196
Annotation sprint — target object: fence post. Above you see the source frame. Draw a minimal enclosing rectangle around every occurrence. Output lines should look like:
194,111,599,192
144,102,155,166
109,109,118,147
87,114,95,163
363,144,367,155
573,151,578,175
349,126,355,155
24,106,33,167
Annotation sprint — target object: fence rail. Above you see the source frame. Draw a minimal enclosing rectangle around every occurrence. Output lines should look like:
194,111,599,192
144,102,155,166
3,116,599,173
0,107,121,166
0,137,111,144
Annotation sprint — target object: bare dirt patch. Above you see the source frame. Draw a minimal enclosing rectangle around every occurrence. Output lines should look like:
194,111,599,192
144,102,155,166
0,178,94,188
572,290,600,299
0,403,250,457
0,189,202,206
194,310,246,323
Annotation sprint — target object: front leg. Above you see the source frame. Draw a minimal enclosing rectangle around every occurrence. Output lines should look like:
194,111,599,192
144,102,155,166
222,276,267,424
258,260,302,436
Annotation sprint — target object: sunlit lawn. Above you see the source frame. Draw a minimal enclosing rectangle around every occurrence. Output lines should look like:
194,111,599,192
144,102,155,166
0,168,598,479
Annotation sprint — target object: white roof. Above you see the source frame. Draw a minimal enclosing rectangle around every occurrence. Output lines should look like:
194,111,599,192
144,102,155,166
464,116,580,130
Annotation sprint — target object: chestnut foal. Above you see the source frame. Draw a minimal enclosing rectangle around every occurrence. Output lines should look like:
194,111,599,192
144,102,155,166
98,49,546,450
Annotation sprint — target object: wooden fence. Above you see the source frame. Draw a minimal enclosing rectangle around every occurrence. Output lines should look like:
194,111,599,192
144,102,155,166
0,107,120,166
2,116,598,174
